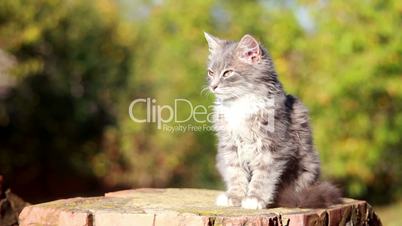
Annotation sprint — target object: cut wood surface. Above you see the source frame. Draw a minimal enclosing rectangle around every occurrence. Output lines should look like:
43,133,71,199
19,188,382,226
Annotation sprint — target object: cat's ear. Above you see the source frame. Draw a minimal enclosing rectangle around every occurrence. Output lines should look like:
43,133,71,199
204,32,222,53
237,34,261,64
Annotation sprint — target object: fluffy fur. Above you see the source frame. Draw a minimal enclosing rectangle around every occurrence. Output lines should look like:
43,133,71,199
204,33,341,209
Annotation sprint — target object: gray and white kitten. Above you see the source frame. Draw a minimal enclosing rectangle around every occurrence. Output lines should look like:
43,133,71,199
204,33,341,209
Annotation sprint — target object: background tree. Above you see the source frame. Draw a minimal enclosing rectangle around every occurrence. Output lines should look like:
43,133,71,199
0,0,135,201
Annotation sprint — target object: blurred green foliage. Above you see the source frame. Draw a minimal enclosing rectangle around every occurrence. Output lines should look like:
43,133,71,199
0,0,401,204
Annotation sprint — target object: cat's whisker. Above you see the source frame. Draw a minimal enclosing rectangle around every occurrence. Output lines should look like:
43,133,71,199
200,87,207,95
201,86,214,97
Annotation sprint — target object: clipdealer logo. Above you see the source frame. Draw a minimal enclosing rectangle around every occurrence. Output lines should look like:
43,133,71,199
128,98,214,131
128,97,275,133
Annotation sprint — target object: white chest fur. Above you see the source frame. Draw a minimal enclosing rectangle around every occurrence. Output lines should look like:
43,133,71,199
214,95,271,162
216,97,254,132
215,95,268,135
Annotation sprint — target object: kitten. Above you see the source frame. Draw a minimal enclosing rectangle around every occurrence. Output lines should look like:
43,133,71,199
204,33,341,209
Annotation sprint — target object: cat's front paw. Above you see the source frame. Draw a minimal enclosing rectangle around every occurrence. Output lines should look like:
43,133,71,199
241,196,267,209
216,193,242,207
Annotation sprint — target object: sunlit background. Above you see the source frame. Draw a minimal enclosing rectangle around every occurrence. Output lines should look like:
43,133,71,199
0,0,401,224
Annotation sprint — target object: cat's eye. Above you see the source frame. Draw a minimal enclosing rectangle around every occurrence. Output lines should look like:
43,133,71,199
207,69,214,78
222,70,233,78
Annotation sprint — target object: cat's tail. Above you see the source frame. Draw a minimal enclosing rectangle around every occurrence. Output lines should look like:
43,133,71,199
277,181,342,208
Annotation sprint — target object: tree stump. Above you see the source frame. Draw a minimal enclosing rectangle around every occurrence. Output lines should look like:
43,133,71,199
19,188,382,226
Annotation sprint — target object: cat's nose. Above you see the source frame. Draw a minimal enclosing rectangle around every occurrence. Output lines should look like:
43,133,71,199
211,85,218,91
